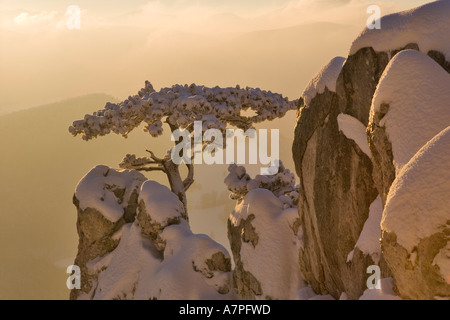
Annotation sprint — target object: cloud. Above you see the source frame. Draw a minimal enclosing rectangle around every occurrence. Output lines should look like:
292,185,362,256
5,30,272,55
2,6,94,34
2,0,430,36
13,10,58,26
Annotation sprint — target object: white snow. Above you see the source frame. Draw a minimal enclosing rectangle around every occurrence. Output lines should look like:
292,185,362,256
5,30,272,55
75,165,147,222
359,278,401,300
339,292,348,300
230,189,304,300
225,163,299,208
346,250,354,263
350,0,450,60
337,113,371,158
155,220,233,299
355,196,382,263
87,219,234,300
296,286,336,300
295,286,318,300
382,126,450,253
89,223,161,300
76,171,235,300
370,49,450,173
347,196,382,263
302,56,346,106
138,180,185,226
70,82,297,141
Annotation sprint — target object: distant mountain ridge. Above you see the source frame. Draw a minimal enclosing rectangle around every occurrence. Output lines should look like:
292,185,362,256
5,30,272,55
0,93,119,117
0,93,152,299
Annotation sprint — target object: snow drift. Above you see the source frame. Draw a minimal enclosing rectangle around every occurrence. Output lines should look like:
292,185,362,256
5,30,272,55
370,49,450,173
351,0,450,59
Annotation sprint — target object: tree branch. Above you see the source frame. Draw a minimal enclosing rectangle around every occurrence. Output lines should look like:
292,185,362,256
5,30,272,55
146,149,164,163
183,163,194,191
135,166,166,172
223,115,253,129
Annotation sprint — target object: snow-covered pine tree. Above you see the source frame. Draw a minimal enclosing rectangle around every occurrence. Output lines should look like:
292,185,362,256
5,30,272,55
225,161,299,208
69,81,298,218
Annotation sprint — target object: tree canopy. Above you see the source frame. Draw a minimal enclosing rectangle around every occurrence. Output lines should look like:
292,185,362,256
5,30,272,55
69,81,298,141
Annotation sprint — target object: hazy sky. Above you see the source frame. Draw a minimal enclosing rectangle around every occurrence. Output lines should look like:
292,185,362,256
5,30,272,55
0,0,432,113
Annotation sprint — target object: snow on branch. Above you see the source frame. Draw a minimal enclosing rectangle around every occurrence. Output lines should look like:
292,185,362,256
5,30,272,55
119,154,158,169
224,162,299,208
69,81,298,141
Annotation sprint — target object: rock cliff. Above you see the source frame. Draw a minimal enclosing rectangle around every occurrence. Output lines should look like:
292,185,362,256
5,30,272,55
293,0,450,300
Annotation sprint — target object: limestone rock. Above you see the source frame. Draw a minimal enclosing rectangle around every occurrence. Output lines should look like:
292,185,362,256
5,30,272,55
293,49,386,299
228,189,303,300
71,166,233,300
293,24,450,298
380,127,450,299
367,49,450,299
228,215,262,299
136,180,185,252
70,165,147,300
366,103,395,205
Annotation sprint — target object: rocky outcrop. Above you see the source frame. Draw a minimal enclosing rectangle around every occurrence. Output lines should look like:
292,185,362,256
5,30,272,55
380,127,450,299
366,103,395,205
382,231,450,300
369,50,450,299
228,215,263,299
71,166,233,300
70,165,146,300
367,47,450,205
224,163,303,300
292,47,391,299
136,180,185,252
293,4,450,299
227,189,303,300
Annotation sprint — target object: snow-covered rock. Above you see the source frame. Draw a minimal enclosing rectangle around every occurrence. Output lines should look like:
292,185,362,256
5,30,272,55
381,126,450,299
75,165,147,223
293,47,382,300
363,45,450,299
293,0,450,300
302,56,346,106
137,180,185,251
337,113,371,158
85,223,161,300
225,162,298,208
71,166,147,300
71,166,233,300
350,0,450,60
156,221,233,299
88,220,233,300
347,196,383,265
228,188,304,299
370,50,450,173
